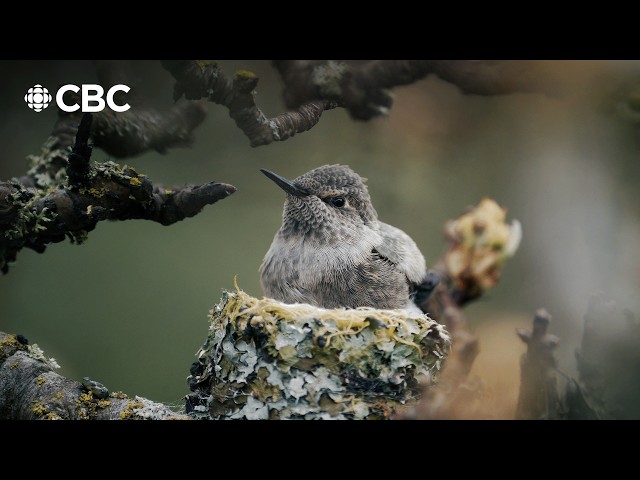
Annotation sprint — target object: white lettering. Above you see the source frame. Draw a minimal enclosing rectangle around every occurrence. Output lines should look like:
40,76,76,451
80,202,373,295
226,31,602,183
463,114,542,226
56,84,80,112
106,84,131,112
81,84,105,112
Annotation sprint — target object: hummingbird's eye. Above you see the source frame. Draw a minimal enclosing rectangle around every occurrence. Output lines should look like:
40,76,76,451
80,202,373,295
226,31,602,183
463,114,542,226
329,196,346,208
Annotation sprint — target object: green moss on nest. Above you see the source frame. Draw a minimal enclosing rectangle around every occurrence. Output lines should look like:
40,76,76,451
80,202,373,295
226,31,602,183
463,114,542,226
187,286,450,420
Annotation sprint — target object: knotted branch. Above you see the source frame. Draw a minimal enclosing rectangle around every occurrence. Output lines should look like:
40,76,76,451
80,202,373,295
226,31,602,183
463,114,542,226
163,60,338,147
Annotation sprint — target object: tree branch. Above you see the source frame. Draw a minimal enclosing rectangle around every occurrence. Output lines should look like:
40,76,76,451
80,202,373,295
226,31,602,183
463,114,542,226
274,60,554,121
0,332,186,420
162,60,339,147
396,199,520,419
51,60,207,157
161,60,554,147
1,113,236,274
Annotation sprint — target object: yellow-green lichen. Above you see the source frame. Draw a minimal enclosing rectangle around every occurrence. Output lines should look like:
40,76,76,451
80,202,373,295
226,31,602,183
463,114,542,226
31,400,48,417
75,391,111,420
44,412,61,420
119,399,144,420
79,187,106,198
195,60,217,71
36,376,46,387
235,70,257,79
55,392,64,399
129,177,142,187
0,334,27,362
9,362,19,369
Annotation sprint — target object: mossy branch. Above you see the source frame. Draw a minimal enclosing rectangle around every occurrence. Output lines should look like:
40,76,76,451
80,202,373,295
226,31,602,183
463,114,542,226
0,332,186,420
0,113,236,274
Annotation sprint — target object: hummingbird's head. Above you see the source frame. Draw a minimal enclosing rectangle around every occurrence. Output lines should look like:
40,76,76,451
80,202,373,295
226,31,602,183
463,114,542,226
261,164,378,238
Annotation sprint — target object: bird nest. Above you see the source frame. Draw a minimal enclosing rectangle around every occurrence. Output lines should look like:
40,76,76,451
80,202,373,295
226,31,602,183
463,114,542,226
186,286,450,419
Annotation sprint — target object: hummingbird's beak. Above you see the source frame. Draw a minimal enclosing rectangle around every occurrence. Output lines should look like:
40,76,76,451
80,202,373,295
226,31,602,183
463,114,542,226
260,169,310,197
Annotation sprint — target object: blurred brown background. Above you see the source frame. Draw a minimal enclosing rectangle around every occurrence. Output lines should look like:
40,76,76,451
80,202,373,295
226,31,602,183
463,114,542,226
1,60,638,416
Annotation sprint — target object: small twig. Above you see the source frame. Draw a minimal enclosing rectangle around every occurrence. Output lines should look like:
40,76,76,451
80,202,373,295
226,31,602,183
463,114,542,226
514,309,560,419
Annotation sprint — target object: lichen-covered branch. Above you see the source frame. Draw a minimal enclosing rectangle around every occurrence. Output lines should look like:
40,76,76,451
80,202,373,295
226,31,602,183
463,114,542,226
0,331,186,420
396,199,520,419
160,60,553,147
1,113,236,274
274,60,553,121
162,60,338,147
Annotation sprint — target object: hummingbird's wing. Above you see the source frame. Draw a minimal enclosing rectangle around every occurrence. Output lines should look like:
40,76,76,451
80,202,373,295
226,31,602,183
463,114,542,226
375,222,427,286
375,222,438,310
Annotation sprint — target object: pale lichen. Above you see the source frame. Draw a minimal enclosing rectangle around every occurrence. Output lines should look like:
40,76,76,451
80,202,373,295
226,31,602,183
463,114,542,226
26,343,60,370
187,286,450,420
312,61,347,98
445,198,521,295
132,396,185,420
119,399,144,420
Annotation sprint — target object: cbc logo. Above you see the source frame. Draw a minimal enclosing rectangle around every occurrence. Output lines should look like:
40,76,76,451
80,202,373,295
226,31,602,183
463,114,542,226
24,84,131,113
24,85,52,112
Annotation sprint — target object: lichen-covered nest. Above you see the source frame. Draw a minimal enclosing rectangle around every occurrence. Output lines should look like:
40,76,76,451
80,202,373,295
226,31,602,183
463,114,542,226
186,287,450,419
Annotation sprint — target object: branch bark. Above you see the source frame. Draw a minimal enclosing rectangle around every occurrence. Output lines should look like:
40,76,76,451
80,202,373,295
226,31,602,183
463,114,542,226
1,113,236,274
51,60,207,157
162,60,338,147
275,60,554,121
161,60,554,148
396,199,520,419
0,332,186,420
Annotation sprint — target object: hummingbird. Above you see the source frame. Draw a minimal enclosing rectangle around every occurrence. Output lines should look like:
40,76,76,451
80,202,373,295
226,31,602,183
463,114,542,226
259,164,437,313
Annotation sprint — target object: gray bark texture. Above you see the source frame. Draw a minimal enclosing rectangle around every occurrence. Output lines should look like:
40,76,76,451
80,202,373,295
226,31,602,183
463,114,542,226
0,332,187,420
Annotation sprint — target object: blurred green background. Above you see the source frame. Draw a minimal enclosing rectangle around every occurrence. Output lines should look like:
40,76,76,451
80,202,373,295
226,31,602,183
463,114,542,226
1,61,639,415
